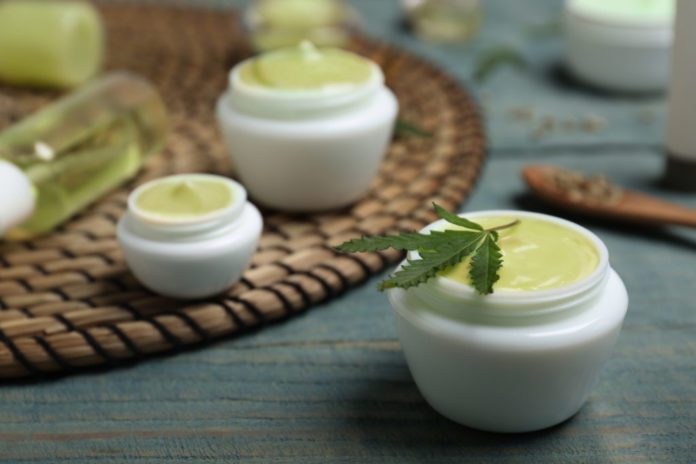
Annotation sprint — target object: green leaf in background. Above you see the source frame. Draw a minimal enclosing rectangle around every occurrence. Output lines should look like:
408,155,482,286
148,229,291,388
474,46,527,83
469,233,503,295
395,118,433,138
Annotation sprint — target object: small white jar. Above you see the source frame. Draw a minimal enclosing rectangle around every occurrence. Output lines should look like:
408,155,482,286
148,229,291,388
216,43,398,212
117,174,263,299
387,211,628,433
565,0,675,93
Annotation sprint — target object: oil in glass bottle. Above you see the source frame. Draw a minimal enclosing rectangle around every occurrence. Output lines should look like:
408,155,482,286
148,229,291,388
0,72,167,240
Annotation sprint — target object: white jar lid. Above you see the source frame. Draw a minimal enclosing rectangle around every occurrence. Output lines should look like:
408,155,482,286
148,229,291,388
0,160,35,237
567,0,675,28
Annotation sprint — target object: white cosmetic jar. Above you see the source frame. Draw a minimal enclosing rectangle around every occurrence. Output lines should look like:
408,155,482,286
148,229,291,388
565,0,674,93
117,174,263,299
387,210,628,433
215,57,398,212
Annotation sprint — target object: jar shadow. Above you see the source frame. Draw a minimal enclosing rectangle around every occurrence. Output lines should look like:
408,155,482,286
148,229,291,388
340,371,608,461
543,62,663,100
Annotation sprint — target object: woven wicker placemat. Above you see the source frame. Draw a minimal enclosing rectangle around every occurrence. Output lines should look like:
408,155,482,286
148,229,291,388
0,4,485,379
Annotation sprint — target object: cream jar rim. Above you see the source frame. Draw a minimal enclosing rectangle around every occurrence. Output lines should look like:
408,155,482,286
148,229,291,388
225,54,384,117
407,210,610,309
127,174,247,233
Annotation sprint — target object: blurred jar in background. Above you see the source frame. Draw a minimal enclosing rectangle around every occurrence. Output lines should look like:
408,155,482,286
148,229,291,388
245,0,360,52
403,0,482,42
0,0,104,88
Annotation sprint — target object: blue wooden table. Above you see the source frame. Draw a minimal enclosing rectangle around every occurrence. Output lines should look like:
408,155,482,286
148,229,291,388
1,1,695,462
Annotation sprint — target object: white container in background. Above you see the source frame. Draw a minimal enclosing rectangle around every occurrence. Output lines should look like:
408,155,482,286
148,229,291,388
387,211,628,433
665,0,696,190
216,42,398,212
565,0,675,93
117,174,262,299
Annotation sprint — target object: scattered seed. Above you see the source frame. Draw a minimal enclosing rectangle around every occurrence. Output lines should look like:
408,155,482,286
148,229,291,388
531,126,548,140
580,115,607,133
546,168,623,205
539,115,556,131
561,118,578,131
509,106,535,121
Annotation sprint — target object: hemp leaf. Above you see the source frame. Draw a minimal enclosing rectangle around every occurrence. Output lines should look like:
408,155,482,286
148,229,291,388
432,203,483,231
336,203,519,295
474,46,527,83
378,230,484,291
395,118,433,138
469,233,502,295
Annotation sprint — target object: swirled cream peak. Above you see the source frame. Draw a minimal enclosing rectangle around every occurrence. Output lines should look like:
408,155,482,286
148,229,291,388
135,177,234,218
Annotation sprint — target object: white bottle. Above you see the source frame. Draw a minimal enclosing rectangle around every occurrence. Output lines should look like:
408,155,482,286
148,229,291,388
665,0,696,190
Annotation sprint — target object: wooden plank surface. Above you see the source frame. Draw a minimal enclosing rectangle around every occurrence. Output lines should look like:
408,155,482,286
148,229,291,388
1,0,695,462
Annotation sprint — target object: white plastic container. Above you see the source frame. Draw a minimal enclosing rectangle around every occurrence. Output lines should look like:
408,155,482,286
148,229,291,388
565,0,675,93
216,44,398,212
387,210,628,433
117,174,263,299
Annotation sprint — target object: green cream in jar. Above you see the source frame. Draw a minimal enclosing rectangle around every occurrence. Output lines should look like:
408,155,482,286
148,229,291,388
134,176,235,221
441,216,600,292
238,41,374,91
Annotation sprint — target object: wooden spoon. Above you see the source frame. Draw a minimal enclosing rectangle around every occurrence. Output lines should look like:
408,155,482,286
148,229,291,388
522,164,696,228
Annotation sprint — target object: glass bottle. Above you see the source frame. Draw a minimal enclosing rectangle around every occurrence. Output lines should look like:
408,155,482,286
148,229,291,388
402,0,482,43
0,72,168,240
244,0,359,52
0,0,104,88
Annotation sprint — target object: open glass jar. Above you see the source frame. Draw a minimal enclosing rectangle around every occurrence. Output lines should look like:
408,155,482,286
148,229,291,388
243,0,359,52
402,0,482,43
387,210,628,432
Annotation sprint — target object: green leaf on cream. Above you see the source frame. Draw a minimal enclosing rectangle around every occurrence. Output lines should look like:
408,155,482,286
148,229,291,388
335,203,518,295
432,203,483,231
469,233,503,295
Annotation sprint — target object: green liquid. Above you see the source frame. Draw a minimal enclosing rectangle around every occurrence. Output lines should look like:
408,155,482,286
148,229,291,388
0,73,167,240
0,0,104,88
441,216,600,292
136,178,234,219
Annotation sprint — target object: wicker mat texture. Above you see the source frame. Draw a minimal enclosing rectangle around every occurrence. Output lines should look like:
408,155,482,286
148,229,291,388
0,4,485,379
